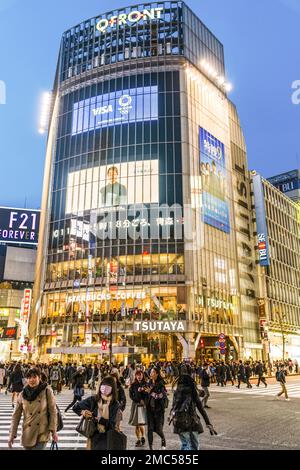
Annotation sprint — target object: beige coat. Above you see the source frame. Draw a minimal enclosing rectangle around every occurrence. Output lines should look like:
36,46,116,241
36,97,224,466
10,385,57,449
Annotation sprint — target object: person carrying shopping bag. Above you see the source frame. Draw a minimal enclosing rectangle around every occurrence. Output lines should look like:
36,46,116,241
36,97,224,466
73,376,124,450
128,369,148,447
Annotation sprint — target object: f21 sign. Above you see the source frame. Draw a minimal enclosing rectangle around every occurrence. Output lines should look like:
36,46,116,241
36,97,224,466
0,207,40,245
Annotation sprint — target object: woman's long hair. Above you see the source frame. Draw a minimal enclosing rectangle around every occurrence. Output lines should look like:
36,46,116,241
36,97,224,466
96,376,118,402
13,363,22,373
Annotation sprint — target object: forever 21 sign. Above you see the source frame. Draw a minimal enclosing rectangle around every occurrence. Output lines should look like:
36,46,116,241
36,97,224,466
0,207,40,245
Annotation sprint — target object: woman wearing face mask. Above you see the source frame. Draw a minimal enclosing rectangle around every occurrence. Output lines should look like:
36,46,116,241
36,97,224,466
73,376,120,450
8,367,58,450
144,367,168,450
128,369,148,447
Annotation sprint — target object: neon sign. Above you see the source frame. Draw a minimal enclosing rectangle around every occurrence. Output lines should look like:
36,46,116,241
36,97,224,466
96,8,163,33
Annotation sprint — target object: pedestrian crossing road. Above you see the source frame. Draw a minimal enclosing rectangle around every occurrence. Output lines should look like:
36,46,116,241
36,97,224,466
0,391,87,450
210,379,300,398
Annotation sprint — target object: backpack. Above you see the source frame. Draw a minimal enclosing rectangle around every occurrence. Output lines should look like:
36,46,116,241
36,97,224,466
51,369,59,381
276,370,281,382
168,395,192,431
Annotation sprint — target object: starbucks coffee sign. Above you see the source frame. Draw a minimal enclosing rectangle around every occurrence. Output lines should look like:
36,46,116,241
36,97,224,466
134,321,186,332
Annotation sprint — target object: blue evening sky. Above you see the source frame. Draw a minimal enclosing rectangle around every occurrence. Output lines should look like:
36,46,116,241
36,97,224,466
0,0,299,208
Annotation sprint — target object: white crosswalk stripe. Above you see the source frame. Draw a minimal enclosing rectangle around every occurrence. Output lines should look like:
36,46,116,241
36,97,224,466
209,382,300,398
0,390,89,450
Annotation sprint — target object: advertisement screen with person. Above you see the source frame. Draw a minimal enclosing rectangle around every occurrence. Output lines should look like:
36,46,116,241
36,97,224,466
199,127,230,234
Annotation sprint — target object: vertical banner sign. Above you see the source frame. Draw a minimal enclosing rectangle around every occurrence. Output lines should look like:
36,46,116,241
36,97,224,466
19,289,32,350
199,128,230,233
252,175,270,266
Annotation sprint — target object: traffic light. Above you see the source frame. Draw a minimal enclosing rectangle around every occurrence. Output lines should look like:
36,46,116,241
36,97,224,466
101,340,107,351
200,339,205,349
134,308,138,315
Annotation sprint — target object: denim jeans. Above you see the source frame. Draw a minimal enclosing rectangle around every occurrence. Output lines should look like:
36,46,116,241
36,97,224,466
179,432,199,451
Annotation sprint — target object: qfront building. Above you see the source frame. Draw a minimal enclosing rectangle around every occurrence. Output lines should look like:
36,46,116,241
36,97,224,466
30,2,260,363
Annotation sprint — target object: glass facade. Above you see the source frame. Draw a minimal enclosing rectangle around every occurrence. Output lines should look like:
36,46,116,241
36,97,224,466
34,1,254,362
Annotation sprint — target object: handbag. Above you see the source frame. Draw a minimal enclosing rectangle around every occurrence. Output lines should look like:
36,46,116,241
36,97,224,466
50,440,58,450
107,429,127,450
46,388,64,432
76,416,97,438
137,405,147,425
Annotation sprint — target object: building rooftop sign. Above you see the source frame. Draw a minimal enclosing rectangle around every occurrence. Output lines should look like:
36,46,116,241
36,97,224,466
96,8,164,33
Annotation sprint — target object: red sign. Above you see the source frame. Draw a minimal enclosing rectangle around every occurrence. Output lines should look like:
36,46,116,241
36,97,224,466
1,327,18,340
21,289,32,326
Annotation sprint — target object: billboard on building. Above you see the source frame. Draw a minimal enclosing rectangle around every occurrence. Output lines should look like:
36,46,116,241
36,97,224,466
199,128,230,233
66,160,159,214
252,174,270,266
0,207,40,245
72,86,158,135
267,170,300,194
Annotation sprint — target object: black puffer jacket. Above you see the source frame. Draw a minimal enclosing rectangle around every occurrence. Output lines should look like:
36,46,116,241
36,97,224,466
171,375,211,434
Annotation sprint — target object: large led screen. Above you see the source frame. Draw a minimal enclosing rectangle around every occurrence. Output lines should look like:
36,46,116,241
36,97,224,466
72,86,158,135
66,160,159,214
199,127,230,234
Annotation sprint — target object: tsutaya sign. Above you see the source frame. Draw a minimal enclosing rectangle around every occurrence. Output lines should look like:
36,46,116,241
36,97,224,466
96,8,164,33
67,291,146,303
134,321,186,332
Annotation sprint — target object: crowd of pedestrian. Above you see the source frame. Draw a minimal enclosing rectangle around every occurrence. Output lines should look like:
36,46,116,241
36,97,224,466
0,356,295,451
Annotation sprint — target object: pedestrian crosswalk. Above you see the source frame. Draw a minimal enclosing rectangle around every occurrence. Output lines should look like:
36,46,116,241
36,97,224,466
0,390,87,450
209,380,300,398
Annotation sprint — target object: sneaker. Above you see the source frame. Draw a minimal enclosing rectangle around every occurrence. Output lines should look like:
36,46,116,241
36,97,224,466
161,446,166,450
161,440,166,449
285,398,290,401
135,440,142,447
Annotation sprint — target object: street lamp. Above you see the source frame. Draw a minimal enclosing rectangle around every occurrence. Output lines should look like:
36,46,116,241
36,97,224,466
276,311,286,362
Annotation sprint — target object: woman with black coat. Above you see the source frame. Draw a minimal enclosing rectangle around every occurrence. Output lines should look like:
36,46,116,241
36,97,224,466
170,374,217,450
128,370,148,447
73,376,121,450
10,363,24,408
144,367,167,450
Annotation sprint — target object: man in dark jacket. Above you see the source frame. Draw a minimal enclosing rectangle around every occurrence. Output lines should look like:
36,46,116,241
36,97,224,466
245,362,252,388
276,365,289,401
170,374,217,450
200,364,211,408
255,361,267,387
236,360,246,388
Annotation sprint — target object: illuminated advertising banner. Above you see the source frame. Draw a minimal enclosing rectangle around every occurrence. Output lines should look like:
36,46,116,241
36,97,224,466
96,8,163,33
1,326,18,340
72,86,158,135
0,207,40,245
252,174,270,266
66,160,159,214
199,128,230,233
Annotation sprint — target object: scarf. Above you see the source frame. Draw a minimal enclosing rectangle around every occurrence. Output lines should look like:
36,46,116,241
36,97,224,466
97,395,112,433
22,382,48,402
